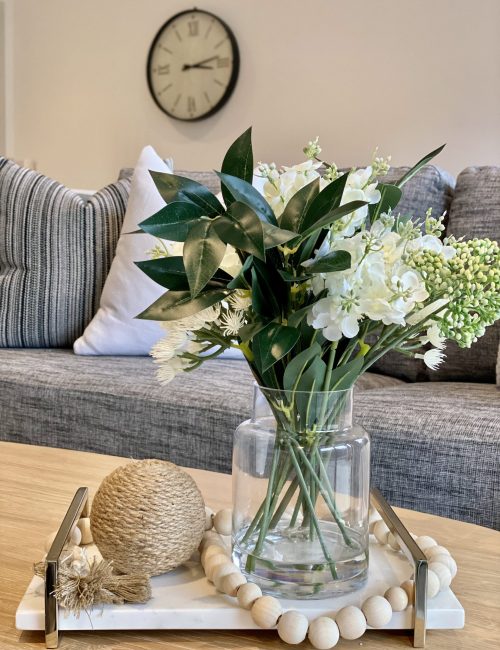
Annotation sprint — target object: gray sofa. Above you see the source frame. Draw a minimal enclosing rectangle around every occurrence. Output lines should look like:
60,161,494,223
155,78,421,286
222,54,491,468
1,164,498,530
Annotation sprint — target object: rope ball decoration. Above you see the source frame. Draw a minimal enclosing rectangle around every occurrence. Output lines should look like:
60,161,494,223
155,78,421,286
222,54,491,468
90,459,206,576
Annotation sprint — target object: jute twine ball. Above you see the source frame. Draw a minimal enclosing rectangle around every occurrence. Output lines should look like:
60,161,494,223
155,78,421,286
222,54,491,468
90,459,205,576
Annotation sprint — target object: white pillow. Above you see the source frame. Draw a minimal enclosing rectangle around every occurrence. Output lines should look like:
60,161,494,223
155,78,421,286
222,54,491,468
74,146,173,355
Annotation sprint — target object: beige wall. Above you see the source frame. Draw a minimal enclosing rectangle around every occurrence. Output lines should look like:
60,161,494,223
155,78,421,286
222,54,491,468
0,1,5,154
4,0,500,188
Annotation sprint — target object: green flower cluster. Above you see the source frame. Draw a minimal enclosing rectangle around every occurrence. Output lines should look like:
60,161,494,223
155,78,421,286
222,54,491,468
411,238,499,347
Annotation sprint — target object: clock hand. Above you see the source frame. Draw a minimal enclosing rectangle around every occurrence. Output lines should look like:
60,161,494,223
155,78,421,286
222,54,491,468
190,55,219,67
182,63,214,71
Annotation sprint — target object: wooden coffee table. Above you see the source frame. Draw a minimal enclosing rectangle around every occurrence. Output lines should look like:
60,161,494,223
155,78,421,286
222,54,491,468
1,441,499,649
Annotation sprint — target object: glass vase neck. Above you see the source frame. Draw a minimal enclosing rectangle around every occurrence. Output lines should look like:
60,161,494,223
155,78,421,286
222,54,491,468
252,385,354,434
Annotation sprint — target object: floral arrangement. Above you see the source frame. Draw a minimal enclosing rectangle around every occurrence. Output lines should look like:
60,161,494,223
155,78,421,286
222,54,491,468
136,129,499,580
137,128,499,388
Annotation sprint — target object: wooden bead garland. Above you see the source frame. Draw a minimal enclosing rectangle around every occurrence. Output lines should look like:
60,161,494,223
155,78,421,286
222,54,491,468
200,506,459,647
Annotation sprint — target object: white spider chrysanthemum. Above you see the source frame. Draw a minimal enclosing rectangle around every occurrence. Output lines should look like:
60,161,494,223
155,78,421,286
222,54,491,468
415,347,446,370
220,311,245,337
228,290,252,312
161,304,221,334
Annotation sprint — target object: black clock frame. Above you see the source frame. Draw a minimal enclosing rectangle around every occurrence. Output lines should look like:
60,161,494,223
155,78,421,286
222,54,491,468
146,8,240,121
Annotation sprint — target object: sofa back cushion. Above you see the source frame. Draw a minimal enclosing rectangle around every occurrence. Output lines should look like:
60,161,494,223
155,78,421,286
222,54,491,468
426,167,499,383
0,158,130,347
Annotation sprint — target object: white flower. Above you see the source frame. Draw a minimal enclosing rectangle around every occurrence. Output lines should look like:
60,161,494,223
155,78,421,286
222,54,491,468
228,290,252,312
420,323,446,349
262,160,321,217
415,347,446,370
219,311,245,337
162,304,221,334
330,167,382,239
151,335,203,384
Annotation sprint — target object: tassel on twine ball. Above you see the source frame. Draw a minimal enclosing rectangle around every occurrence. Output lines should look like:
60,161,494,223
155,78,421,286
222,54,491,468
90,459,205,576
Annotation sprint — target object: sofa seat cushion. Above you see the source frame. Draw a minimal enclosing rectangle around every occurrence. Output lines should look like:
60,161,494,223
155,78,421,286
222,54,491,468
1,351,497,529
356,382,500,529
0,350,401,468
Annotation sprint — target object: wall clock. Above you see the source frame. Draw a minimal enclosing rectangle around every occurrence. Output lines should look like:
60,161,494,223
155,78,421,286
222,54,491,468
147,8,240,121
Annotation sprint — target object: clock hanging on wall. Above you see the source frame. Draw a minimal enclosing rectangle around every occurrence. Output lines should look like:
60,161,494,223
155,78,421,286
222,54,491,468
147,8,240,121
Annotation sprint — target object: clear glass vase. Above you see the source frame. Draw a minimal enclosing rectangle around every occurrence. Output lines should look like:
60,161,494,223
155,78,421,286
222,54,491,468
232,386,370,599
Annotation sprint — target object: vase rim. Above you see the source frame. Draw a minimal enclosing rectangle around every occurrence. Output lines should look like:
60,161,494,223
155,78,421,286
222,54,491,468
255,383,354,396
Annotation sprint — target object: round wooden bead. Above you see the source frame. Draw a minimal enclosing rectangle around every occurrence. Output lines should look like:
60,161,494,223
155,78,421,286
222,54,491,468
415,535,437,552
204,554,231,582
373,520,390,545
308,616,339,649
237,582,262,610
204,507,214,531
44,531,58,553
401,579,414,605
432,553,457,578
425,545,450,561
429,562,452,590
213,509,232,536
70,526,82,546
362,595,392,627
201,544,229,566
76,518,93,545
384,586,408,612
213,562,239,591
335,605,366,640
387,533,400,551
277,610,309,645
199,531,224,552
221,571,247,596
427,569,441,598
251,595,282,629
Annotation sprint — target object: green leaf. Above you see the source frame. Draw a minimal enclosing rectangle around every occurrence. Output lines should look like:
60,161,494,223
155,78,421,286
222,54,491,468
216,172,278,226
278,269,312,283
136,289,230,321
369,183,402,224
227,254,254,289
328,357,364,390
262,222,297,249
214,202,265,261
395,145,445,188
300,200,368,238
251,259,282,317
150,171,224,217
135,256,232,291
221,128,254,206
139,202,203,241
253,322,300,372
238,317,272,343
184,219,227,297
279,177,319,232
283,342,322,391
304,250,351,274
299,173,349,233
287,303,313,328
297,357,327,392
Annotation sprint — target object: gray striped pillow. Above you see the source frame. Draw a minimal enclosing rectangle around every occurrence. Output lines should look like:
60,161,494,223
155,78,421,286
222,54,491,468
0,158,130,347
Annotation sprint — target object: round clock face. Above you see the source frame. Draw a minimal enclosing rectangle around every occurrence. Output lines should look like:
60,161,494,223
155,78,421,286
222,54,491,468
147,9,239,121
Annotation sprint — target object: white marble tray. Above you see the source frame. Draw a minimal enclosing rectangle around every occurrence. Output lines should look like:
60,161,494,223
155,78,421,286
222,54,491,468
16,538,464,631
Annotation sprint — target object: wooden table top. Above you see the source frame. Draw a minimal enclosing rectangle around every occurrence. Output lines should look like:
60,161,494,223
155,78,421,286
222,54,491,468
0,441,498,649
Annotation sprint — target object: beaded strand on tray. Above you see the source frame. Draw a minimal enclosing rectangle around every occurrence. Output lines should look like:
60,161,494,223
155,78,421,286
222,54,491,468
202,506,458,648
